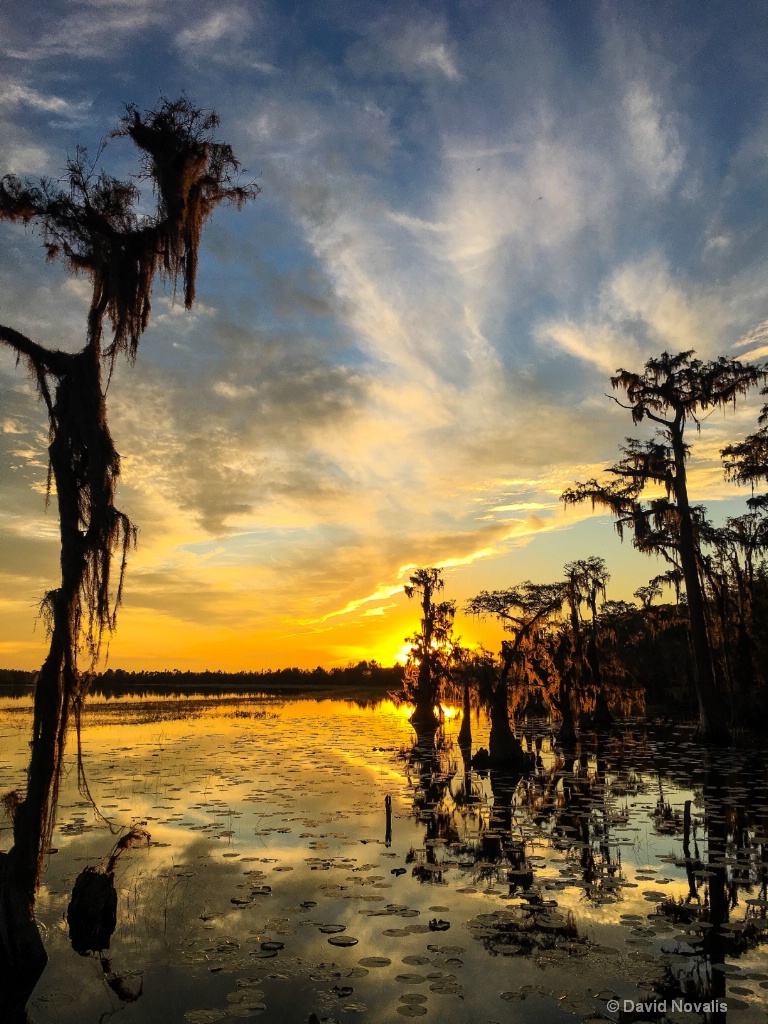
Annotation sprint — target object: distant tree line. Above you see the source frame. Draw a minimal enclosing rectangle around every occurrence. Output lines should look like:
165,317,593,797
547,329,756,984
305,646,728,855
0,661,403,697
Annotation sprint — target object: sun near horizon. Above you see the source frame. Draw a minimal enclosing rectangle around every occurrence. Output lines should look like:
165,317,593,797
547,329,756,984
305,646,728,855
3,2,768,674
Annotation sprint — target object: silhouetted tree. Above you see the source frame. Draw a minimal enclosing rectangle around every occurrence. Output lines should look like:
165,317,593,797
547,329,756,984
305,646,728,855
563,351,766,743
0,97,257,1002
698,512,768,697
563,557,613,728
403,568,458,737
722,401,768,508
467,582,563,761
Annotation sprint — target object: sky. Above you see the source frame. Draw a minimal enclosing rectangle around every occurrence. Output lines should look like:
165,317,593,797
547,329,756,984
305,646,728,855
2,0,768,671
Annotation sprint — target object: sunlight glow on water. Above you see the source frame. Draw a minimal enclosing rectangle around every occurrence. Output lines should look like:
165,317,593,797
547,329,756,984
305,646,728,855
1,694,766,1023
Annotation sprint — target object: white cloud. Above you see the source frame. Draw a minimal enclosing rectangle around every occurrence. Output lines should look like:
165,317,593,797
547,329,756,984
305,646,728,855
212,380,257,399
5,2,167,60
0,80,90,120
703,233,732,256
176,7,252,50
605,254,723,350
0,140,49,174
538,253,750,375
387,211,449,234
622,82,685,195
173,3,275,71
537,319,642,375
345,9,460,82
733,318,768,362
411,40,459,80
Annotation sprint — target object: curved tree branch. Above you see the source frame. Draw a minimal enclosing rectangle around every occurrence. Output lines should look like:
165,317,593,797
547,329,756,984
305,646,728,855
0,324,72,376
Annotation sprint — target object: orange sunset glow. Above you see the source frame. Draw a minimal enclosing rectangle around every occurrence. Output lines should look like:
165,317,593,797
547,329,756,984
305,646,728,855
3,5,768,1022
2,2,768,674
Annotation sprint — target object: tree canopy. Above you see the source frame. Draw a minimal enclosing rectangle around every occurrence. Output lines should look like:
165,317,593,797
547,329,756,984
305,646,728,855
563,350,767,743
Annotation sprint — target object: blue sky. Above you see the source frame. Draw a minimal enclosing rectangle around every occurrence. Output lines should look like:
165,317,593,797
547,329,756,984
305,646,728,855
2,0,768,669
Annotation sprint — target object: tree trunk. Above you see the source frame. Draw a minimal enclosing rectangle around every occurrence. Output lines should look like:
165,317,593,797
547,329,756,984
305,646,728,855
12,612,72,897
488,673,526,770
0,853,48,1020
0,350,101,1010
671,429,731,744
557,699,577,744
458,681,472,750
585,632,614,727
409,693,440,740
408,583,441,739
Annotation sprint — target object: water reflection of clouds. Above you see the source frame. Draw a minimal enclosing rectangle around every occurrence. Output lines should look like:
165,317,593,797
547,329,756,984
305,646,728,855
2,697,767,1022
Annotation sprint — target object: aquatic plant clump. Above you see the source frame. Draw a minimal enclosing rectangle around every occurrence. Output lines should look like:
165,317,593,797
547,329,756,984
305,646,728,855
468,903,586,960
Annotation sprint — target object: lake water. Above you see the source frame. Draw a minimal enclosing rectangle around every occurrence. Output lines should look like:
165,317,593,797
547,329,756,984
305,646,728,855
1,693,766,1023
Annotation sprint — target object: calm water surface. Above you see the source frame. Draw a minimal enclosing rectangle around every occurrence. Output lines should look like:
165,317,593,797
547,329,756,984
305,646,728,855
0,694,766,1024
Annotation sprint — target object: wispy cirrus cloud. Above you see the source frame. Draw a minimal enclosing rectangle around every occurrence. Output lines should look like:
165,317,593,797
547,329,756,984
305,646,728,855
1,0,169,60
3,0,768,668
0,79,92,122
622,82,685,196
174,4,275,72
538,252,768,376
176,7,252,50
344,6,461,82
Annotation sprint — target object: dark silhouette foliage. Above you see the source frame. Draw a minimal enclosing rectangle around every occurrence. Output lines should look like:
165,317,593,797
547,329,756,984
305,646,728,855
563,351,766,744
0,97,257,1004
402,568,460,737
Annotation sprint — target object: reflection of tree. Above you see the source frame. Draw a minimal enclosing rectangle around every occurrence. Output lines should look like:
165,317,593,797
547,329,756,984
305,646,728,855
405,719,768,1012
467,748,592,956
404,722,636,916
0,99,255,1015
530,737,628,907
66,829,149,1009
652,762,768,1019
653,775,684,835
404,733,469,884
403,724,534,902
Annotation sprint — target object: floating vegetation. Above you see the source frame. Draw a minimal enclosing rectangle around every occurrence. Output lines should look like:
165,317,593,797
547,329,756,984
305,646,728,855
468,903,586,959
